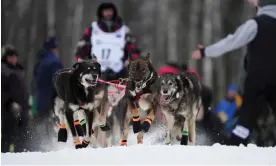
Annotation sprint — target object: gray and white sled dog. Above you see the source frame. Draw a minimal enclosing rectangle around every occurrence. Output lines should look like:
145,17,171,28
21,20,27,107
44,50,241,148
158,72,203,145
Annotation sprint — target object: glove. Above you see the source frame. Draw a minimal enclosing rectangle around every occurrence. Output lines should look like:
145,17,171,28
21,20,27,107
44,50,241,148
140,118,152,133
132,116,141,133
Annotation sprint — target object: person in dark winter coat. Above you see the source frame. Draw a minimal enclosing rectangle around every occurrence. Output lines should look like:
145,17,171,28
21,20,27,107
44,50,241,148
75,2,141,81
1,45,30,152
34,37,63,119
192,0,276,146
32,37,63,151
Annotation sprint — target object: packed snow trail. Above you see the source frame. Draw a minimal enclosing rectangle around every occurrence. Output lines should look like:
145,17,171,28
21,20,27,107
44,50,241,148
2,125,275,165
2,144,276,165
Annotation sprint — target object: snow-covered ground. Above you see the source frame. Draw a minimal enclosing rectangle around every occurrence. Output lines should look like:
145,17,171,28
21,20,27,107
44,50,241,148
2,144,276,165
2,125,276,165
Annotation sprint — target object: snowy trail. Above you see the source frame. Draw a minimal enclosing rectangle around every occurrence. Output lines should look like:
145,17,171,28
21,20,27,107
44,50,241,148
2,126,276,165
2,145,276,165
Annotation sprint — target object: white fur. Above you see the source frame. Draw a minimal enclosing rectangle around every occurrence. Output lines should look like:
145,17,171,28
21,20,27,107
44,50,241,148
138,93,152,111
81,74,94,88
129,90,136,97
69,103,79,111
80,103,94,110
54,97,64,116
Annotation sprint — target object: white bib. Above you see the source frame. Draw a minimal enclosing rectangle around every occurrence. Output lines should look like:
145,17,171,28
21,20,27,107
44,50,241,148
91,22,126,73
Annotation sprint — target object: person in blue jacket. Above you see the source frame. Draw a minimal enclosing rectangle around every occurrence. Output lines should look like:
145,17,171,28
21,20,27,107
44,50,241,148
34,37,63,121
214,84,243,134
33,37,63,150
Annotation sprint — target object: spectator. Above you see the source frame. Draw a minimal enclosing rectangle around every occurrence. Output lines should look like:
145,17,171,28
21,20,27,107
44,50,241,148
192,0,276,146
33,37,63,150
34,37,62,120
214,84,242,134
1,45,30,152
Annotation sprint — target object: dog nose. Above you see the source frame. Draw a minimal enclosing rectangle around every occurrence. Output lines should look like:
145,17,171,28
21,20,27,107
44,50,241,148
163,90,168,94
92,74,98,80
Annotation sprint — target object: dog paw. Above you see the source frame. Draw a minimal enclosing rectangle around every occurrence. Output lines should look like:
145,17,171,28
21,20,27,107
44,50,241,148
137,141,143,144
100,123,110,131
75,141,83,149
140,118,152,133
58,128,68,142
176,135,181,141
82,140,90,148
120,140,127,146
165,139,171,145
132,116,141,133
180,131,188,145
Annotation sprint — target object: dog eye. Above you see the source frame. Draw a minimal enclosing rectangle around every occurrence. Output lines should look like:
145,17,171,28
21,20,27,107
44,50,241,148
141,68,146,73
161,82,164,86
169,82,173,86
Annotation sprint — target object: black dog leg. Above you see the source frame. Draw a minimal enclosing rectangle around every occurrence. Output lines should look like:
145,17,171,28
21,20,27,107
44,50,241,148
58,114,68,142
82,111,93,148
74,120,84,137
65,110,82,149
58,125,68,142
180,131,188,145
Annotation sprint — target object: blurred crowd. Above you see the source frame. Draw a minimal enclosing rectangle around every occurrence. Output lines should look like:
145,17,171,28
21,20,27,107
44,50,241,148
2,0,276,153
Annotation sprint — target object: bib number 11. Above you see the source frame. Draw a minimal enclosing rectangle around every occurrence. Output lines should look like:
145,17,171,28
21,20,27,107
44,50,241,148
101,48,111,60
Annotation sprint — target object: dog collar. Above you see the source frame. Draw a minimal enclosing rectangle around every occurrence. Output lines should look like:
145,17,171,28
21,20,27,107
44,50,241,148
134,72,154,92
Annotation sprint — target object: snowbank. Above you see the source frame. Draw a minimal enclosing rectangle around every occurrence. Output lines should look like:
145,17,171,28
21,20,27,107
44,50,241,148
2,144,276,165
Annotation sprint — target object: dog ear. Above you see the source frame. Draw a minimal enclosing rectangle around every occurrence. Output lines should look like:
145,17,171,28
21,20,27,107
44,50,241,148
73,62,80,69
91,54,98,63
144,52,151,61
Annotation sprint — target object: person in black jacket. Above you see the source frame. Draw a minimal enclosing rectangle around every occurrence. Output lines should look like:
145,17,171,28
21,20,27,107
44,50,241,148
192,0,276,146
1,45,30,152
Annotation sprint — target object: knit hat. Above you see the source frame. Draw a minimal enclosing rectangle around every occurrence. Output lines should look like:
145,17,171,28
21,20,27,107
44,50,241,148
43,37,57,50
227,84,238,92
1,44,18,61
97,2,118,20
259,0,276,7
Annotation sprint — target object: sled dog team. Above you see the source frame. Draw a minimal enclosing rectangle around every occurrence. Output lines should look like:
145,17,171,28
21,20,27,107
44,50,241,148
53,54,202,149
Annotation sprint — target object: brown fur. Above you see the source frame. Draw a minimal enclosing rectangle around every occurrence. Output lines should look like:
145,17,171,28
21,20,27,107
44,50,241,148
120,53,159,145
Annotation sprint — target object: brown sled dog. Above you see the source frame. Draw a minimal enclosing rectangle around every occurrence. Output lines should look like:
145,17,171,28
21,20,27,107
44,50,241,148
119,53,159,146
